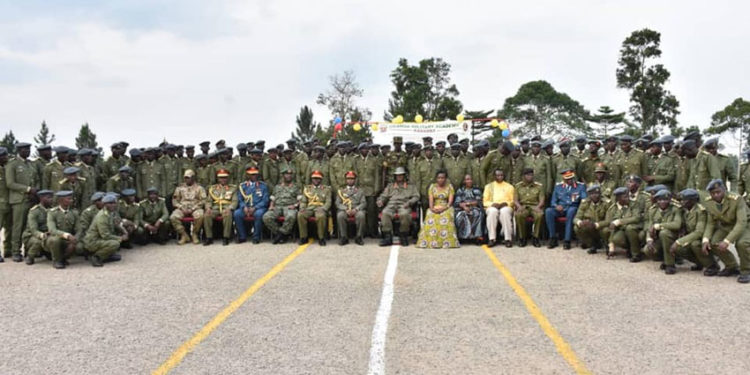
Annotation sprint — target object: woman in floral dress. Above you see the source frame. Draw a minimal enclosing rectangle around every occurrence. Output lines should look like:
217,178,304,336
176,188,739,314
454,174,485,243
417,170,459,249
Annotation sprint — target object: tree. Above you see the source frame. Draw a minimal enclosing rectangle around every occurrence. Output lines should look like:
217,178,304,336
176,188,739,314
0,130,18,154
497,80,590,138
316,70,373,144
386,57,463,121
75,123,100,152
616,28,680,135
292,105,322,143
706,97,750,154
589,106,626,139
462,109,495,143
33,121,56,147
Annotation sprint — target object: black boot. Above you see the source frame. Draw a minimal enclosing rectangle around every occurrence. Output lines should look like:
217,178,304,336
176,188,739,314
400,235,409,247
339,237,349,246
298,237,308,245
222,238,230,246
379,233,393,247
203,238,213,246
272,233,281,244
547,238,558,249
355,237,364,245
532,237,541,248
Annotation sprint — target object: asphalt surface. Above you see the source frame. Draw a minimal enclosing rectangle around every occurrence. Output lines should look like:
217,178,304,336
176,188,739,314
1,237,749,374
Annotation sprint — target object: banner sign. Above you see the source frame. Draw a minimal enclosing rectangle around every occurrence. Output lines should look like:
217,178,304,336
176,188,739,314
371,120,473,145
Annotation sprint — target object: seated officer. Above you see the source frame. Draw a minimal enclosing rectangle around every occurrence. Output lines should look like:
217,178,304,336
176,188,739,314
204,169,238,246
546,169,587,249
377,167,419,247
234,167,269,244
23,190,54,265
574,184,610,254
336,170,366,246
139,187,170,245
601,187,641,259
513,168,545,247
263,166,300,244
46,190,81,269
171,170,207,245
644,190,682,270
298,170,331,246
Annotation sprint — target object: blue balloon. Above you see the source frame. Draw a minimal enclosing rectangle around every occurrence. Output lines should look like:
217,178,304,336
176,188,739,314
502,129,510,137
334,117,342,124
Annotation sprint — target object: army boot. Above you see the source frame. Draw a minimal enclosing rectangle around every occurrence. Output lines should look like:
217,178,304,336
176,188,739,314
176,226,190,245
379,233,393,247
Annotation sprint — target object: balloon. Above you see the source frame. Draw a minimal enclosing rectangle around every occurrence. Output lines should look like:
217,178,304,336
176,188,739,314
371,123,379,131
499,121,508,130
501,129,510,137
456,114,465,122
394,115,403,124
334,123,343,132
353,123,362,132
415,114,423,123
490,119,499,128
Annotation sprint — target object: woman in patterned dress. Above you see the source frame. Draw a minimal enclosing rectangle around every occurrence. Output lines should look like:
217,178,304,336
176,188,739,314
454,174,485,243
416,170,459,249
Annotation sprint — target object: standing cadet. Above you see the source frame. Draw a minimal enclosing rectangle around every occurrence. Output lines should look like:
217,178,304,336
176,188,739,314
45,190,81,269
76,192,104,255
525,140,553,197
106,166,136,195
552,140,580,184
32,145,53,187
545,169,587,249
739,150,750,206
377,167,419,247
407,144,422,183
601,136,622,184
5,142,38,262
139,187,170,245
328,142,355,196
286,139,308,187
574,185,609,254
618,135,648,182
86,194,125,267
514,168,545,247
416,146,444,210
578,140,602,184
702,179,750,283
194,155,212,188
161,144,181,209
601,187,640,259
171,170,207,245
481,141,512,189
103,142,130,180
673,141,690,194
262,148,281,193
668,189,715,274
644,190,682,271
625,175,650,262
263,166,300,244
0,147,10,261
384,137,407,184
704,138,738,191
139,148,166,200
204,169,238,246
443,143,470,188
117,189,140,248
298,170,331,246
234,167,269,244
336,171,366,245
644,138,676,191
591,163,616,200
469,140,489,189
687,135,721,191
59,166,85,210
75,149,97,208
43,146,70,191
573,136,588,158
23,189,53,264
305,146,330,185
353,143,381,238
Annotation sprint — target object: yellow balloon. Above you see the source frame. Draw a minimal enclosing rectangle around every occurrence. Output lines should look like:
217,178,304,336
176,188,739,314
371,123,379,131
353,123,362,132
490,119,499,128
499,121,508,130
394,115,403,124
415,114,423,123
456,114,465,122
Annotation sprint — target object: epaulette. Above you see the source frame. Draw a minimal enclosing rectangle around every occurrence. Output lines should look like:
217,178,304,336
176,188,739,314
30,204,39,211
727,193,739,200
45,160,59,167
58,178,66,185
77,177,85,182
50,206,61,212
533,181,543,187
696,203,706,211
704,195,712,202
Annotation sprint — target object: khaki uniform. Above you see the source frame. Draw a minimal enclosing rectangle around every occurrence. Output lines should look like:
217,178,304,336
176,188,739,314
75,162,97,208
552,153,580,183
42,159,65,191
649,154,677,191
0,162,10,256
717,153,738,192
644,203,682,260
262,157,281,194
118,200,141,240
76,205,100,253
105,175,136,196
443,154,470,188
618,149,648,182
102,155,130,182
204,184,238,239
336,185,366,239
139,161,166,199
170,183,207,242
415,157,444,208
591,178,616,200
469,155,486,191
292,151,309,187
578,154,602,184
702,193,750,275
739,162,750,207
481,151,512,189
59,178,87,211
263,182,300,236
671,204,713,268
328,154,355,194
514,180,545,240
674,156,690,193
600,202,641,256
305,158,330,185
196,165,212,188
377,181,419,234
574,197,609,248
5,156,38,257
298,184,331,239
22,204,49,258
160,155,181,199
384,151,407,183
85,209,121,260
524,154,553,196
138,197,170,243
46,205,82,262
601,151,622,184
354,154,382,237
689,151,721,191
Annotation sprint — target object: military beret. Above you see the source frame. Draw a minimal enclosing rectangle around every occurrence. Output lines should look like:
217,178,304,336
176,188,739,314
604,135,618,142
282,148,293,154
286,138,297,144
531,135,543,141
660,135,675,143
267,147,279,153
460,138,470,144
558,140,570,146
195,154,207,160
120,142,130,148
522,167,534,175
435,140,446,146
63,166,80,175
642,134,654,141
477,140,490,148
146,187,159,194
423,145,434,150
447,133,457,138
681,139,696,148
207,152,217,158
412,144,422,149
110,142,122,148
37,189,54,196
199,141,210,147
380,145,391,149
613,187,628,196
625,175,642,183
586,184,601,193
683,131,701,140
703,138,719,148
370,144,380,148
91,192,105,201
503,141,515,151
255,140,265,145
654,190,672,200
217,148,228,154
215,139,226,146
706,179,724,191
357,143,369,150
679,189,699,200
118,165,132,173
520,138,530,144
530,140,542,147
247,148,261,154
422,136,433,142
236,143,247,150
404,141,415,148
337,142,349,148
541,140,554,148
165,144,176,150
0,147,7,157
55,190,73,198
649,138,663,146
129,149,142,157
16,142,31,148
644,184,667,194
185,145,195,150
575,136,587,142
619,135,635,142
37,144,52,151
450,143,461,150
102,194,118,203
393,136,403,143
121,188,136,197
313,146,326,151
303,140,313,146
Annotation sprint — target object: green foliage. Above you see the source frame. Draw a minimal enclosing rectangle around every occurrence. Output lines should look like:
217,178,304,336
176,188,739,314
33,121,56,147
589,106,626,139
706,98,750,147
386,57,463,121
616,28,680,134
670,124,700,138
75,123,100,152
292,105,322,143
498,80,590,138
0,130,18,154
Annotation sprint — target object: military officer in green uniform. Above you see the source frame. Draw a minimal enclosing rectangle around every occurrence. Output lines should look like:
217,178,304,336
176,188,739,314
264,167,300,244
42,146,70,191
590,163,615,200
643,137,676,191
329,142,355,195
117,188,141,248
704,138,738,192
377,167,419,247
701,179,750,283
0,146,10,260
336,170,366,245
262,148,281,193
298,170,331,246
32,145,52,186
673,142,690,193
76,192,104,255
600,187,641,259
74,149,97,209
59,166,86,210
305,146,330,186
513,168,545,247
138,148,167,200
415,146,444,210
601,136,622,186
525,140,553,196
353,143,382,238
44,190,82,269
138,187,170,245
481,141,512,189
106,165,136,194
574,184,610,254
5,142,38,262
102,142,130,181
667,189,715,275
194,154,212,187
739,150,750,207
384,137,407,184
552,140,580,183
204,169,238,246
578,140,602,184
86,194,125,267
644,190,682,270
617,135,648,183
22,189,53,264
625,175,650,261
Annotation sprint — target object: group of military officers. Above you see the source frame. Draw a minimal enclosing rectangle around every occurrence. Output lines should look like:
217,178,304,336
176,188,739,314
1,130,749,282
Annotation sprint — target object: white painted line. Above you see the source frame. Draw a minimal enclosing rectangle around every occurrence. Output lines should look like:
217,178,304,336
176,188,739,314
367,245,400,375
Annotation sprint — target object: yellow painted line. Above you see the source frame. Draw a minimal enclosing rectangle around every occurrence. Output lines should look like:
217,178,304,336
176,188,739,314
153,241,313,375
482,245,592,375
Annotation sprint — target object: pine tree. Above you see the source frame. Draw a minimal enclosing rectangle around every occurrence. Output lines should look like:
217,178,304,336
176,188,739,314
0,130,18,154
292,106,322,143
75,123,99,151
33,121,56,147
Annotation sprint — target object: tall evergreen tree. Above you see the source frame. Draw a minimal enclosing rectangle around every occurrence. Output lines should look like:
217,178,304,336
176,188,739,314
75,123,100,152
0,130,18,154
33,120,56,147
292,105,322,143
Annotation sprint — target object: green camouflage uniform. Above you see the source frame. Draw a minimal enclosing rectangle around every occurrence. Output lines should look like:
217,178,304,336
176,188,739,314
263,181,300,236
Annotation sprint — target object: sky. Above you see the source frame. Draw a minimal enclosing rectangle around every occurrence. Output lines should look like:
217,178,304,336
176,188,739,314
0,0,748,154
